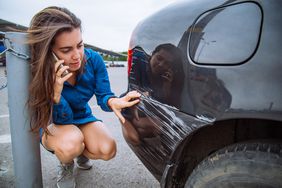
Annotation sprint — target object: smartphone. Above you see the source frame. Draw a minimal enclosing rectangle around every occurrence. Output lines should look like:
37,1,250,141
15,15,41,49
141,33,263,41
52,52,69,77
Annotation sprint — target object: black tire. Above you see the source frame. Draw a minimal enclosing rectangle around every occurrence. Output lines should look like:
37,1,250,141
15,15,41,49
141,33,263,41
185,141,282,188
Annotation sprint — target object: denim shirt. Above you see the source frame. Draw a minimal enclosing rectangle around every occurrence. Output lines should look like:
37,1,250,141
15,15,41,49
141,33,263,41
52,48,116,125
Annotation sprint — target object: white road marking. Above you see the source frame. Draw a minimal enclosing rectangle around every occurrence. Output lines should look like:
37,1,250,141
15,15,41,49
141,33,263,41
0,134,11,144
0,114,9,119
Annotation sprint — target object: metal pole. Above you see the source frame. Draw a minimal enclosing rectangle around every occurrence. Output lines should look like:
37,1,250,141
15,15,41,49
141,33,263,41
5,32,43,188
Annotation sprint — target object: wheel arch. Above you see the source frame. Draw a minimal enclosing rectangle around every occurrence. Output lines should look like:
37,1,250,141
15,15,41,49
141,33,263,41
163,118,282,187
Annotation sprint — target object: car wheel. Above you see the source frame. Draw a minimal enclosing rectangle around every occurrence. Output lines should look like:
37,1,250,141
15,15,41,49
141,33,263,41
185,141,282,188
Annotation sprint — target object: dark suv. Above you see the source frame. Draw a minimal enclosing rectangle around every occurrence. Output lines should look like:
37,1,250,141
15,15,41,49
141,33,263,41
121,0,282,187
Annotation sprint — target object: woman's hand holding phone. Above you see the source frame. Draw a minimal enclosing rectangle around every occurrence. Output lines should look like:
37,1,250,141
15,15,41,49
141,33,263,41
52,52,73,103
52,52,69,77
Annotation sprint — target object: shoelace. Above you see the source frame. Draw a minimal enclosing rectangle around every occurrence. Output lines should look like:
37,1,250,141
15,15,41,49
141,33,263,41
57,163,73,182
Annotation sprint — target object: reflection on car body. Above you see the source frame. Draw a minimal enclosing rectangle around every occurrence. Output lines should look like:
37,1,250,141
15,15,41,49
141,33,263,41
122,0,282,187
130,44,185,108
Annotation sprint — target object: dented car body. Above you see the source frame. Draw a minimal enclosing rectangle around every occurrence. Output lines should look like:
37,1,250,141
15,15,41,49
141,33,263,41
122,0,282,187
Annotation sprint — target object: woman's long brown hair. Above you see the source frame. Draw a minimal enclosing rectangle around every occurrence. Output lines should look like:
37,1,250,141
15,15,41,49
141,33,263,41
27,6,83,133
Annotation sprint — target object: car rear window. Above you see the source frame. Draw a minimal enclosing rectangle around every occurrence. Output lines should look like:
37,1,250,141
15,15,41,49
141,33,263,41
189,2,262,65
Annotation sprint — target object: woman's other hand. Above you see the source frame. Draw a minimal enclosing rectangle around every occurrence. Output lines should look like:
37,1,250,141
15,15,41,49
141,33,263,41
108,91,141,123
53,60,72,103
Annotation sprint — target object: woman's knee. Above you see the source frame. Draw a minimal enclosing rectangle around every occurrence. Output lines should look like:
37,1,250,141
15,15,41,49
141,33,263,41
100,138,117,161
55,132,85,162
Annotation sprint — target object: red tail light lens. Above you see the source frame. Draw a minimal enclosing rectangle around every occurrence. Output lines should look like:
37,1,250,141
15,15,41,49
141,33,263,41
127,49,133,76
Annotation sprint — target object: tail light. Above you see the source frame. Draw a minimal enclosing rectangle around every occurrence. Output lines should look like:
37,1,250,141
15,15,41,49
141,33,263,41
127,49,133,76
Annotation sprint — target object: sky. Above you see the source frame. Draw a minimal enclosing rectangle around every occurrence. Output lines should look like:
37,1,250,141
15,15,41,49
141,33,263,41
0,0,176,52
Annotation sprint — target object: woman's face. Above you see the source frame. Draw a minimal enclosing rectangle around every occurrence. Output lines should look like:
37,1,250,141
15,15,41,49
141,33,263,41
52,28,84,72
150,49,174,82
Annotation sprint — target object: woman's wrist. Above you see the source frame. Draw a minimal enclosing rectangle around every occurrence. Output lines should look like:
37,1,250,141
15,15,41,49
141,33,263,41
53,94,61,104
107,97,117,110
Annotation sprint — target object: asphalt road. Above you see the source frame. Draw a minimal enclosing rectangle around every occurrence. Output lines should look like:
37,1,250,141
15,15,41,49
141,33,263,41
0,65,160,188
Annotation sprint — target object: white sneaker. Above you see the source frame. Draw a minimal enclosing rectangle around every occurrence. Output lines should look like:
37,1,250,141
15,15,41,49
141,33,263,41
76,154,93,170
56,161,76,188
